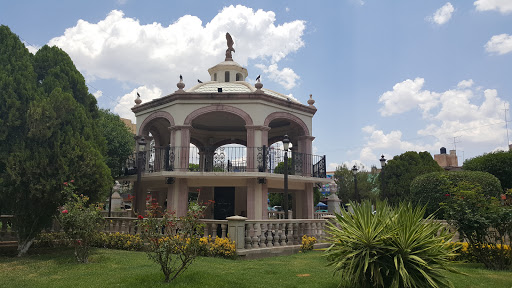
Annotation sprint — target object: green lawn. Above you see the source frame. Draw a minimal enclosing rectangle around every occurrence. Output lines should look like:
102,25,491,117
1,248,511,288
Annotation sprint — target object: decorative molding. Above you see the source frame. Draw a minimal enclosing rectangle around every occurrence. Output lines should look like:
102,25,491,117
263,112,310,136
183,104,254,126
138,111,175,136
132,93,317,115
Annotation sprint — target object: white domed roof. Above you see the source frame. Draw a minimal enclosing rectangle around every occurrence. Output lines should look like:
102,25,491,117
186,81,300,103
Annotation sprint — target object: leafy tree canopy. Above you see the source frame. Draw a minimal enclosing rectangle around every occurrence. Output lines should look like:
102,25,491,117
98,109,134,178
333,164,379,203
410,171,502,218
463,150,512,191
379,151,444,205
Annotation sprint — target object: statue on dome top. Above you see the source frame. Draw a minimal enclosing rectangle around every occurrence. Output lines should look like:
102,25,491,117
225,32,235,61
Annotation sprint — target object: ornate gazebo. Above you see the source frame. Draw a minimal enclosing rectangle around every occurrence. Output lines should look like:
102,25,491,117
127,33,328,220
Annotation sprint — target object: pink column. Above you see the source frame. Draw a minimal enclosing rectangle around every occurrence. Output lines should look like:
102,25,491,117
173,125,191,171
298,135,315,176
261,182,268,219
178,179,189,217
246,179,256,219
245,126,255,172
302,183,314,219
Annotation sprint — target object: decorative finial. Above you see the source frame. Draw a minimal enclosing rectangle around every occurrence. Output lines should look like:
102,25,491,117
176,75,185,93
255,75,263,92
225,33,235,61
135,92,142,105
307,94,315,108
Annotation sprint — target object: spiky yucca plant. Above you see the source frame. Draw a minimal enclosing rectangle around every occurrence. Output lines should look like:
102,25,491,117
325,200,459,288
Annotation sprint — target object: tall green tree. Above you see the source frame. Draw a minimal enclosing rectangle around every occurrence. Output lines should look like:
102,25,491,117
0,25,40,215
0,26,112,255
333,164,379,203
463,150,512,191
379,151,443,205
98,109,134,178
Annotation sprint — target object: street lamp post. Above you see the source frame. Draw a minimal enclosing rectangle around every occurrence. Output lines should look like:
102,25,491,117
136,137,147,215
379,155,387,168
351,165,360,202
282,135,291,219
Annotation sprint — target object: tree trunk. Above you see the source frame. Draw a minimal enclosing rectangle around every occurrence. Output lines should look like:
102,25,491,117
17,238,34,257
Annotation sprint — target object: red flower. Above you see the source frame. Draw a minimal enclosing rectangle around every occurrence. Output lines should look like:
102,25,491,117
444,194,450,197
137,215,144,220
70,180,74,183
62,209,68,214
64,182,68,186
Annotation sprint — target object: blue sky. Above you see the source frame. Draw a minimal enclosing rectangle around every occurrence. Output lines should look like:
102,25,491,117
1,0,511,170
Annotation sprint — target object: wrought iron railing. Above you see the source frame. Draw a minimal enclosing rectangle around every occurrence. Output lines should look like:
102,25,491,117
123,146,326,178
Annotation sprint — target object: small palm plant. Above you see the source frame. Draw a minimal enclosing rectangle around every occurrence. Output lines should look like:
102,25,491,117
325,200,459,288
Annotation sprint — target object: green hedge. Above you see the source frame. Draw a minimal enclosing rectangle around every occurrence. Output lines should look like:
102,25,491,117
463,150,512,190
410,171,502,218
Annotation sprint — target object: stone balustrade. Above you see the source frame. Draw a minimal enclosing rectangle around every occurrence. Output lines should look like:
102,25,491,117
200,220,228,240
105,217,140,234
314,212,332,219
242,219,327,250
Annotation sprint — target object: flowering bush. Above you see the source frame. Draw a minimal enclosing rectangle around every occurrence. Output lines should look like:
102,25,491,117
59,181,104,263
442,181,512,270
138,202,207,282
446,242,511,263
34,232,70,248
94,232,144,251
300,235,317,252
207,236,237,259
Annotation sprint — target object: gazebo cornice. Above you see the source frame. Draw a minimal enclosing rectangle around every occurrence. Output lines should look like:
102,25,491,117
131,92,317,115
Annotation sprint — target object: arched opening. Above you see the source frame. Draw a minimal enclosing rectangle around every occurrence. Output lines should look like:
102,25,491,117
189,111,248,172
236,73,242,81
225,71,230,82
214,73,217,81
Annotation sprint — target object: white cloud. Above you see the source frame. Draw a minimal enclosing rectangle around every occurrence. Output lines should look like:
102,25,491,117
369,79,510,168
474,0,512,14
93,90,103,99
418,88,509,145
427,2,455,25
327,162,339,171
114,85,162,122
255,63,299,90
378,78,440,117
285,7,290,12
48,6,305,96
457,79,474,89
485,34,512,55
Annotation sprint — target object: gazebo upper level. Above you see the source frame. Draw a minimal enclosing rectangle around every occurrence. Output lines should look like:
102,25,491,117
127,33,325,181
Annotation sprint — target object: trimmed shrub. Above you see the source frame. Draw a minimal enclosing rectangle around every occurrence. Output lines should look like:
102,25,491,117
410,171,502,218
94,232,143,251
325,200,458,288
300,235,317,252
463,150,512,190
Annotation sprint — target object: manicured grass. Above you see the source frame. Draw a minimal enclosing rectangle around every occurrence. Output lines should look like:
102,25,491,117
1,248,511,288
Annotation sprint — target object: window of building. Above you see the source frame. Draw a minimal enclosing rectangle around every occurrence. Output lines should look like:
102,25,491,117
225,71,230,82
214,73,217,81
236,73,242,81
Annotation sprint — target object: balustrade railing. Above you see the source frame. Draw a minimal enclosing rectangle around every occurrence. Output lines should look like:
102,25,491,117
123,145,327,178
243,219,327,249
